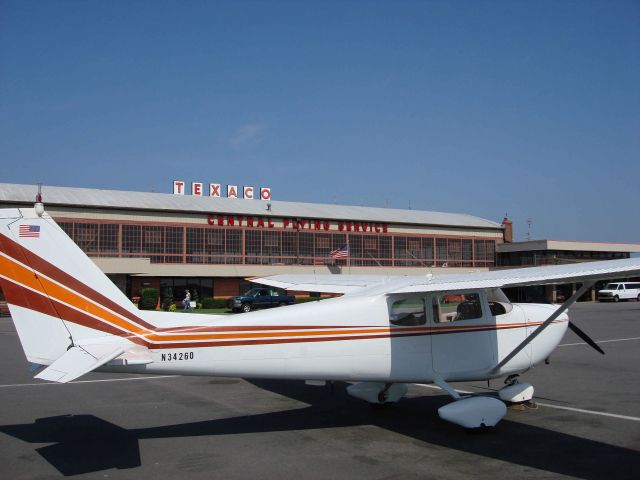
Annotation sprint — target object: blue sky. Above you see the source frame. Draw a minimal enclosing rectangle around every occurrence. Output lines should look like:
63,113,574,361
1,0,638,243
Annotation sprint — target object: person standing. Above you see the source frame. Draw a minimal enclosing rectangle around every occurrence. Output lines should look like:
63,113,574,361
183,289,192,311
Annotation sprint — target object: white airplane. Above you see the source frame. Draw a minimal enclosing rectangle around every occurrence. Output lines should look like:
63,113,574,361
1,205,640,429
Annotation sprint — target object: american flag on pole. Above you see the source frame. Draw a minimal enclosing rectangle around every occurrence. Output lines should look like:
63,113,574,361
19,225,40,238
329,244,349,259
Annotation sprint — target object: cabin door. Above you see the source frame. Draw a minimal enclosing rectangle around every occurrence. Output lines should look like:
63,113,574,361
429,291,497,376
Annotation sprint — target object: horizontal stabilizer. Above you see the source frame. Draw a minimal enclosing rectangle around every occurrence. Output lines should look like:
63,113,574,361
35,344,125,383
106,345,153,366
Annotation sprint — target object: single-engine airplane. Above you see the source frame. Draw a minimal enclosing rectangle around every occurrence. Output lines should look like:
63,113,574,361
1,205,639,429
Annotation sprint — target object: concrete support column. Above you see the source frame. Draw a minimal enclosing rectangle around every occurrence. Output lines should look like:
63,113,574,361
545,284,556,303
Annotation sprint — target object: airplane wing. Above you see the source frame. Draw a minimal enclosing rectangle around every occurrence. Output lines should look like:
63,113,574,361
247,274,396,294
251,258,640,295
390,257,640,294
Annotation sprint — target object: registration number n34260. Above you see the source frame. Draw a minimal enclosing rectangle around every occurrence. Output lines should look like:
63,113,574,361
161,352,194,361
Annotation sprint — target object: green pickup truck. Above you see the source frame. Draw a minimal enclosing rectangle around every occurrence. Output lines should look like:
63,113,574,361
228,288,296,313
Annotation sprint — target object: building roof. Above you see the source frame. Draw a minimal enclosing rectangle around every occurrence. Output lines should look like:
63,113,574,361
0,183,503,230
496,239,640,254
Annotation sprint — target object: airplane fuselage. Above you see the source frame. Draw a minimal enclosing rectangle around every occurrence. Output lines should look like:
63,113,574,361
98,293,568,384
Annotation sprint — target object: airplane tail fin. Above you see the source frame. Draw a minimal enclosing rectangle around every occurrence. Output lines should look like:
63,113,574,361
0,208,143,373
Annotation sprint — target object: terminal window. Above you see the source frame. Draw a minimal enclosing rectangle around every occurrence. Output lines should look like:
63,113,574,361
56,219,495,268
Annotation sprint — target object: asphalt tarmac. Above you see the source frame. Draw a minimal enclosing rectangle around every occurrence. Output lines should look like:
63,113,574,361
0,302,639,479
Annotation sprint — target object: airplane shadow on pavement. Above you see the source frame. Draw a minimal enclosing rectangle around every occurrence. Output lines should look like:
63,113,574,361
0,379,638,478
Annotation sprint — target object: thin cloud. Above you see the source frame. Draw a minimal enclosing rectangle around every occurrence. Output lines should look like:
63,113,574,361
228,123,266,149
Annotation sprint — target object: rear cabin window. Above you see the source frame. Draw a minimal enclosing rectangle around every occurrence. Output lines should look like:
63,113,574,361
432,293,483,323
390,297,426,326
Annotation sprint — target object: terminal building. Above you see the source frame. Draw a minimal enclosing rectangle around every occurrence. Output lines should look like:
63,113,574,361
496,237,640,302
1,183,638,304
0,183,505,301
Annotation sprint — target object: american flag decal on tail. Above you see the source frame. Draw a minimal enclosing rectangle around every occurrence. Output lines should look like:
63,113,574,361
19,225,40,238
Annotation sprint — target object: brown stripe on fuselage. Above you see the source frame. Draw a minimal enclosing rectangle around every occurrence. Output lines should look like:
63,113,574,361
154,324,377,333
148,331,429,349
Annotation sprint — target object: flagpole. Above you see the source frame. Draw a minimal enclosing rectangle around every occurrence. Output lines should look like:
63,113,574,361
347,236,351,275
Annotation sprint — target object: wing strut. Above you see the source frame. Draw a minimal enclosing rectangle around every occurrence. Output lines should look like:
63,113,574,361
491,281,595,374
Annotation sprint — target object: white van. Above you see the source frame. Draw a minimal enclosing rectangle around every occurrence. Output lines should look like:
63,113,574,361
597,282,640,302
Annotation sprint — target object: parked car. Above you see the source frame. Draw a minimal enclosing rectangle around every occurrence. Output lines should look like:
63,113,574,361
597,282,640,302
228,288,296,313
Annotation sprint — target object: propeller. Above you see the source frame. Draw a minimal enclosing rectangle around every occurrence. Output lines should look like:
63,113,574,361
568,321,605,355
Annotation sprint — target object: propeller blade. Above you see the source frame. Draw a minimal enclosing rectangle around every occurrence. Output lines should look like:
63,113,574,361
568,321,605,355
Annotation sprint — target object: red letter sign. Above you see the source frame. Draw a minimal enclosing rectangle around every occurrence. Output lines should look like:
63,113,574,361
210,183,221,197
173,180,185,195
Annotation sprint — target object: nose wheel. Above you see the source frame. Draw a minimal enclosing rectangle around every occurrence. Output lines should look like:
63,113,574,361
499,375,536,406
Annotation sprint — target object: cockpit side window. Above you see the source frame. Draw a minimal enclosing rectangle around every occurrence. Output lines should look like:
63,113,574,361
432,292,483,323
389,296,426,326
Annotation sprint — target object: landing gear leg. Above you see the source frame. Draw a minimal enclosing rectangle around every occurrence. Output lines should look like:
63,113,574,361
377,382,393,403
504,374,519,386
346,382,408,405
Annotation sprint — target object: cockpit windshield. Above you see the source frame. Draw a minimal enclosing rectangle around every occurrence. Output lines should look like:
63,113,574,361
486,288,513,315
